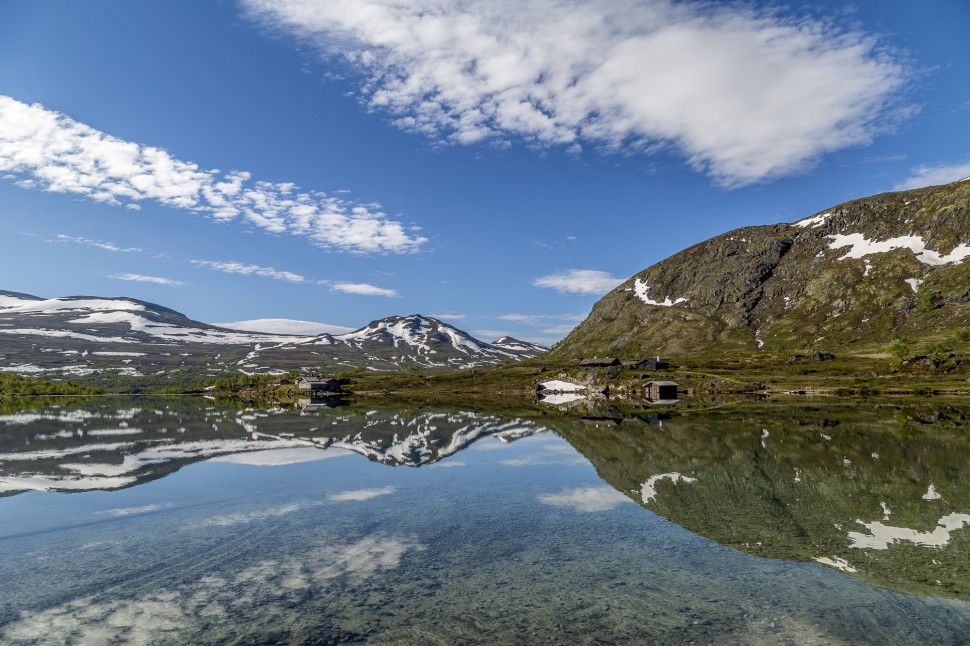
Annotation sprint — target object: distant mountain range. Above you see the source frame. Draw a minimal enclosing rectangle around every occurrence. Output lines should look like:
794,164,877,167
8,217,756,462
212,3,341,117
550,178,970,359
0,291,546,383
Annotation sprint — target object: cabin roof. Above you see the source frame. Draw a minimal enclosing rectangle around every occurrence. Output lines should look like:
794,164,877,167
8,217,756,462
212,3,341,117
578,357,620,365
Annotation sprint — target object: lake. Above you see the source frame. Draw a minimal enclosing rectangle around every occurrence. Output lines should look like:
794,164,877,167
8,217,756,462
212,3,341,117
1,397,969,644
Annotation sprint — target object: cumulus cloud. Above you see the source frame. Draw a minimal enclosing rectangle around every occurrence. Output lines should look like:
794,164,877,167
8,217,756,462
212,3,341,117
538,486,634,512
328,486,396,501
192,259,306,283
55,234,141,253
0,95,426,252
244,0,909,186
894,161,970,191
533,269,625,295
329,281,398,297
107,273,183,286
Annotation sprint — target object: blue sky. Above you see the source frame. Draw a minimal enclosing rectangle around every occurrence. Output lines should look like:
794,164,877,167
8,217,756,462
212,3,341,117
0,0,967,344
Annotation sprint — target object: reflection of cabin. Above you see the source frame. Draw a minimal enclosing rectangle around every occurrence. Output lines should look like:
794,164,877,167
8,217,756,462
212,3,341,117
580,416,621,426
578,357,621,368
296,377,341,393
627,356,669,370
646,380,679,400
297,397,342,411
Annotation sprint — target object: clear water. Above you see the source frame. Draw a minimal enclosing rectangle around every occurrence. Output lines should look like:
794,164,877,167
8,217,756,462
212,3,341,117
1,397,969,644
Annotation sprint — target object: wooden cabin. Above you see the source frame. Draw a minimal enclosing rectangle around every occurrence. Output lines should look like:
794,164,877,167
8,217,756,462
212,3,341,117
578,357,621,368
631,356,669,370
296,377,341,393
646,380,679,400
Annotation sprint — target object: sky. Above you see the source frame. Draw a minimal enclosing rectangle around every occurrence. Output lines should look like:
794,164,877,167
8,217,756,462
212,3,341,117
0,0,968,345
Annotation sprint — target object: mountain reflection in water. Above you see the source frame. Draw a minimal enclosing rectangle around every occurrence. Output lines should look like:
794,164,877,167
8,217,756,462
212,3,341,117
0,397,968,644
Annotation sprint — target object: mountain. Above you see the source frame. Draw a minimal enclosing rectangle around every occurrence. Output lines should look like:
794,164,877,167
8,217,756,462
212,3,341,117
491,336,549,354
0,293,546,384
550,179,970,359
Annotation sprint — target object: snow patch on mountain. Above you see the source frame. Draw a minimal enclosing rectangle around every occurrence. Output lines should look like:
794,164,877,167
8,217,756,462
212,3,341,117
794,212,832,228
492,336,548,353
634,279,688,307
66,311,306,345
2,297,147,314
827,234,970,266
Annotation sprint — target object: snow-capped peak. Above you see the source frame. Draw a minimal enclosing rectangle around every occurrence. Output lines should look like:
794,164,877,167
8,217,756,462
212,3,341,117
336,315,492,355
491,337,548,354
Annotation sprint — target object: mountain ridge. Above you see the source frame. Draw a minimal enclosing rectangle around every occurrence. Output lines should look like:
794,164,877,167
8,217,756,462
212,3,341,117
0,292,546,383
550,179,970,359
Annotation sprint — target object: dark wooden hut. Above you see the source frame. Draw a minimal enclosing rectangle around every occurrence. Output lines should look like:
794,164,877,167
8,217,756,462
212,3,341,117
646,380,679,400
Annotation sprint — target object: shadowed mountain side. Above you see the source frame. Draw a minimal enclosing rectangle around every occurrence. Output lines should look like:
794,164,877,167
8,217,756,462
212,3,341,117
544,402,970,600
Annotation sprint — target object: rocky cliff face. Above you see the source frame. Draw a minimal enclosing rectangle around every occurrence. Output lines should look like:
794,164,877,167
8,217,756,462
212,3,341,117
550,179,970,358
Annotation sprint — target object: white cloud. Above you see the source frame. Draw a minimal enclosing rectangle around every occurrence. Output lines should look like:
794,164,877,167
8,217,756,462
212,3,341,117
214,318,355,335
202,503,303,527
537,324,579,336
498,313,584,325
107,273,183,286
192,259,305,283
538,486,634,512
94,503,172,517
428,313,466,321
330,281,398,297
533,269,625,295
894,161,970,191
211,447,353,465
245,0,909,187
430,460,466,468
55,234,141,253
328,486,397,502
0,95,426,253
0,535,424,644
501,455,586,467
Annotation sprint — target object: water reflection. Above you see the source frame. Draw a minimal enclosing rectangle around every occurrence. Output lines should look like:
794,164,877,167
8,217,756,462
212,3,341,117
0,397,969,643
0,398,546,494
546,401,970,600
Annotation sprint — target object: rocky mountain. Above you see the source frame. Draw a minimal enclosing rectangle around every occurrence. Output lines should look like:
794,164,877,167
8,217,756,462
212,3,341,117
0,293,545,384
550,179,970,359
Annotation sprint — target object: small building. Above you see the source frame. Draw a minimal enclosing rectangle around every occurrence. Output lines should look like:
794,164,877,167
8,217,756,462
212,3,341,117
646,380,679,400
578,357,621,368
296,376,341,393
631,356,669,370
